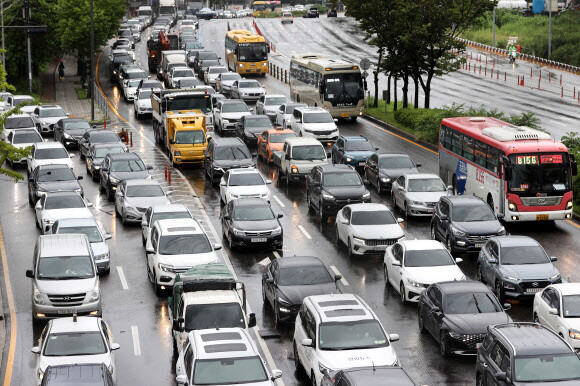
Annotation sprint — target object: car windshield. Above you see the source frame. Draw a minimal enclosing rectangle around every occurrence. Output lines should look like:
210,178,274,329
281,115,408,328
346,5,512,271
228,173,263,186
239,81,261,89
404,249,455,267
291,145,326,160
13,132,42,144
37,256,94,280
351,210,396,225
126,185,164,197
63,121,91,131
184,303,245,332
515,354,580,382
380,156,415,169
201,60,219,68
173,69,194,77
35,148,69,160
166,95,210,115
128,79,141,87
345,140,374,152
303,112,334,124
407,178,446,192
285,104,305,114
198,52,218,61
319,320,388,350
90,132,120,143
159,234,212,254
94,146,124,158
270,132,296,143
58,226,102,243
37,168,75,182
208,67,227,74
221,102,248,113
214,146,250,160
110,160,145,172
13,97,35,105
179,78,202,88
137,90,152,100
508,153,572,192
39,108,66,118
245,117,272,128
237,42,268,62
175,130,205,144
232,206,274,221
278,265,333,286
452,204,496,222
266,97,287,106
126,71,145,79
193,357,268,385
5,117,34,128
323,172,362,187
444,292,503,314
43,332,107,356
44,195,85,209
151,211,190,225
500,245,549,265
563,295,580,318
221,74,241,81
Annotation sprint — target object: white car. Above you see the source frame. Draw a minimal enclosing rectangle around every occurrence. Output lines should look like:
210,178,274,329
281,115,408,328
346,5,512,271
146,218,221,294
32,316,119,385
5,129,44,166
141,204,193,246
109,47,134,62
215,72,242,95
230,79,266,101
6,94,37,114
255,94,289,121
122,78,141,101
213,99,252,134
533,283,580,350
275,102,307,129
219,168,272,204
168,66,196,89
289,107,339,142
0,91,13,112
27,142,74,177
33,105,68,135
115,179,171,225
383,240,466,303
0,113,37,141
134,88,158,118
293,294,399,386
335,203,405,256
35,192,94,234
203,66,228,86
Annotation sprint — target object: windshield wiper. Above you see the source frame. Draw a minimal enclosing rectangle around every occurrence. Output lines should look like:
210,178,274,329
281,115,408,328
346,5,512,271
471,294,482,313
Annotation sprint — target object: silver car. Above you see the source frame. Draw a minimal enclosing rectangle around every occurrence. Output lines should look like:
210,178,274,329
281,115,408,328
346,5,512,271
114,179,171,225
141,204,193,246
230,79,265,101
255,94,289,121
215,72,242,95
391,173,450,217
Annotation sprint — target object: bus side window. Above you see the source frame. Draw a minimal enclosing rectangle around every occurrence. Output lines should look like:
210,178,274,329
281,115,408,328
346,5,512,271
475,140,488,169
451,130,463,157
487,147,500,174
463,136,474,162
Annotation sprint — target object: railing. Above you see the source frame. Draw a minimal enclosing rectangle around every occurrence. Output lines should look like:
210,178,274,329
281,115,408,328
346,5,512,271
268,62,289,84
93,82,109,121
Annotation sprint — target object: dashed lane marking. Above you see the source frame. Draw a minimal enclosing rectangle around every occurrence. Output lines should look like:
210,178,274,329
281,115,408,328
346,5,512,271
131,325,142,356
272,194,285,208
298,225,312,239
329,265,349,286
117,266,129,290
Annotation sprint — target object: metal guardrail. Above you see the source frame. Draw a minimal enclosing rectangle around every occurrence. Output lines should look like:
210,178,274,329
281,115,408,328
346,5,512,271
268,62,289,84
93,82,109,121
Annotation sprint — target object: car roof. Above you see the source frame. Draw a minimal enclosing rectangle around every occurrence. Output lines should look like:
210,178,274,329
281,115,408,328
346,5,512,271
38,234,91,257
44,364,108,384
446,195,485,205
276,256,325,268
341,136,369,142
265,94,286,98
341,366,415,386
91,142,124,149
55,218,99,228
377,153,411,159
228,168,260,175
59,117,87,123
549,283,580,296
37,104,63,110
346,203,390,212
156,218,202,235
6,113,31,119
245,115,269,120
317,164,355,173
436,280,491,295
35,142,66,149
107,152,140,160
44,191,83,199
36,163,70,171
151,204,189,214
232,197,270,207
308,294,374,323
295,106,327,113
124,179,161,187
399,240,446,251
50,316,101,334
211,137,245,146
404,173,440,180
190,328,258,360
491,235,539,248
284,137,320,146
492,323,572,356
13,129,38,134
221,99,246,104
266,128,294,134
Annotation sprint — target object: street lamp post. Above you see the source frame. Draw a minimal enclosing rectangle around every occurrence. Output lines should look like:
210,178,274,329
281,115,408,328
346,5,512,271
492,7,496,47
548,0,552,59
90,0,95,120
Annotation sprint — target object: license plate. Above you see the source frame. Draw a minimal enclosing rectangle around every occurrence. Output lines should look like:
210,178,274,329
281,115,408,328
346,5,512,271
358,162,365,166
526,288,543,293
251,238,267,243
341,113,350,118
57,309,78,315
475,243,485,248
536,214,549,221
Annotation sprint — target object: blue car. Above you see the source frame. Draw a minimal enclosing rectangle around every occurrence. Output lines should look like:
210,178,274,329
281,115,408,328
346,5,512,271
331,136,377,171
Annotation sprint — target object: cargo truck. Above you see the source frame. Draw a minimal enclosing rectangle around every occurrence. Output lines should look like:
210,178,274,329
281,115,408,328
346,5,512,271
160,110,207,165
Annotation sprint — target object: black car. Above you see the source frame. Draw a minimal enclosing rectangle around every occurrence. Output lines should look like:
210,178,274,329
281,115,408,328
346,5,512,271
236,115,273,146
476,323,580,385
304,7,320,18
364,153,420,194
137,78,163,91
204,137,254,184
197,59,220,78
86,143,128,181
418,281,511,357
99,152,152,200
431,195,505,256
110,54,133,81
54,118,93,148
321,366,415,386
117,63,140,85
306,164,371,222
41,363,115,386
327,9,338,17
193,51,219,74
221,198,283,251
28,164,83,204
262,256,341,325
112,38,131,50
78,129,124,159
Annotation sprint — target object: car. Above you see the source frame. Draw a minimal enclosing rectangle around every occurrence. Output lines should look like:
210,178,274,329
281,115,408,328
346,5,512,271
306,164,371,222
255,95,289,121
0,91,13,112
78,129,124,159
175,77,204,90
196,59,221,79
321,366,415,386
477,235,561,302
146,218,221,294
391,173,449,218
167,66,196,89
275,102,307,129
109,47,133,63
110,54,133,82
32,317,119,385
203,65,228,86
114,179,171,225
215,72,242,95
230,79,266,101
262,256,341,325
53,118,92,149
1,113,37,141
40,363,115,386
384,240,466,303
331,136,377,171
418,281,512,358
327,9,338,17
257,128,296,163
85,143,127,181
133,87,159,118
219,168,272,204
193,52,220,75
28,164,83,205
432,195,506,255
34,192,94,234
204,137,254,184
6,94,38,113
235,115,273,146
33,105,68,135
122,78,141,101
120,67,146,90
175,328,282,386
304,7,320,17
335,203,404,256
99,152,152,200
141,204,193,246
5,129,44,166
281,12,293,24
476,323,580,385
289,107,339,142
293,294,399,386
213,99,252,135
27,142,75,178
136,78,163,91
364,153,420,194
210,93,226,110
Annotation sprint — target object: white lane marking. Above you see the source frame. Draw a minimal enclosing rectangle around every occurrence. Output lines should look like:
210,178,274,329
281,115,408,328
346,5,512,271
298,225,312,239
131,325,141,356
259,257,271,266
272,251,281,259
272,195,285,208
329,265,349,286
117,266,128,290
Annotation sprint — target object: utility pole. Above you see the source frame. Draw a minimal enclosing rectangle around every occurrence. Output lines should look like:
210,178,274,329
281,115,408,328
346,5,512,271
1,0,5,66
90,0,95,120
25,0,32,93
492,7,496,47
548,0,552,59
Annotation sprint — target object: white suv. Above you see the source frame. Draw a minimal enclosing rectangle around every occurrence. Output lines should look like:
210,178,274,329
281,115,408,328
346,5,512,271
27,142,74,177
289,107,339,142
293,293,399,386
33,105,68,135
219,168,272,204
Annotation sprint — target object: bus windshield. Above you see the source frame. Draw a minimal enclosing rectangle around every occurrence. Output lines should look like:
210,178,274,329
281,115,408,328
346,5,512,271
323,73,364,107
508,153,571,192
237,43,268,62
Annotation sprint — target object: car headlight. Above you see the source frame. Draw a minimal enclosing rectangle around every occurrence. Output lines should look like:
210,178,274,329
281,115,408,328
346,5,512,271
95,252,109,261
36,190,47,197
450,226,465,236
567,200,573,210
410,200,425,206
569,329,580,340
345,157,352,162
407,278,423,288
174,150,181,156
158,263,174,273
37,369,44,380
63,132,73,139
262,62,268,67
448,331,463,339
238,63,244,67
271,226,282,236
381,177,391,183
321,192,335,201
261,192,269,198
303,128,313,133
109,176,119,184
139,102,146,107
550,274,561,280
89,288,100,302
232,228,245,236
353,236,365,244
278,297,291,306
503,275,518,281
319,362,332,374
222,119,230,124
497,226,506,235
362,192,371,200
124,203,137,213
33,287,45,305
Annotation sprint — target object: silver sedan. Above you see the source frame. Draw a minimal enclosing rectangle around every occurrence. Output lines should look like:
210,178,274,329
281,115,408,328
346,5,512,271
391,173,450,217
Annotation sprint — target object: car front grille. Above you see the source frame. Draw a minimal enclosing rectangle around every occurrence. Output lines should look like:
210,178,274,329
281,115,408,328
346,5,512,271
48,293,86,307
521,280,552,292
245,231,272,237
335,198,363,205
457,333,486,349
172,266,192,274
466,235,492,243
364,238,399,246
314,130,334,136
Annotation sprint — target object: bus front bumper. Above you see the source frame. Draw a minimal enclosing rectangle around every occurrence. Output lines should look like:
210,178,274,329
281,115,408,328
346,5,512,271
504,208,573,222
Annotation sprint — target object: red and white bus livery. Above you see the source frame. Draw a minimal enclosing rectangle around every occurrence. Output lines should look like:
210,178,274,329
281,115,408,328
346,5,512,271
438,117,577,222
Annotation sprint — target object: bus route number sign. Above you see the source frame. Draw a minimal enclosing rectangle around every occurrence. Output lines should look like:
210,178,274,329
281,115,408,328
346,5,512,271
515,155,538,165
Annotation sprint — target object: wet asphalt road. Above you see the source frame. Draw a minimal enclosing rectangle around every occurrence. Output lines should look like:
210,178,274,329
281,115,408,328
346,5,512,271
2,17,580,386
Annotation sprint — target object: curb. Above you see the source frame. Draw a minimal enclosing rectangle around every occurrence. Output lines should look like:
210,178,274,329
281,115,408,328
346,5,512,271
362,113,439,153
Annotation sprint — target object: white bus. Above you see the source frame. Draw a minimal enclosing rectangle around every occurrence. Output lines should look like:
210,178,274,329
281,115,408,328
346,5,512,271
289,53,365,121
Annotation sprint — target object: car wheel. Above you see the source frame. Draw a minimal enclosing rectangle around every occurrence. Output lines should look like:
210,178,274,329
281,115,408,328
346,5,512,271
533,313,539,324
347,238,354,257
383,264,389,284
446,236,454,256
274,301,281,328
400,282,406,303
476,373,486,386
153,270,163,296
107,185,114,201
319,200,326,223
35,218,41,229
495,281,504,302
391,193,396,209
376,178,382,194
121,210,127,226
285,169,290,186
418,307,426,333
142,233,146,246
404,202,410,218
28,191,34,205
261,281,267,303
430,223,437,240
306,191,313,212
476,264,485,282
439,331,450,358
335,226,341,245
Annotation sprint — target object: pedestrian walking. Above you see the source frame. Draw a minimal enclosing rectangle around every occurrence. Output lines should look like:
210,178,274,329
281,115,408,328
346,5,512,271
58,62,65,83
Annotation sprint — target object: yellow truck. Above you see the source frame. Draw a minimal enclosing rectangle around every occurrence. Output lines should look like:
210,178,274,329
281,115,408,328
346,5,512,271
165,110,207,165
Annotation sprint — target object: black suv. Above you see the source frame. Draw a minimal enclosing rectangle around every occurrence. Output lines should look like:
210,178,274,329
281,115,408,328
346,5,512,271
306,164,371,222
304,7,320,18
327,9,338,17
110,54,133,81
99,152,152,200
236,115,273,147
204,137,254,184
431,195,505,255
41,363,115,385
54,118,93,148
476,323,580,385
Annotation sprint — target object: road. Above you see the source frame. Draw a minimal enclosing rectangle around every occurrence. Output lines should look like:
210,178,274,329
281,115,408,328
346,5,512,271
1,17,580,386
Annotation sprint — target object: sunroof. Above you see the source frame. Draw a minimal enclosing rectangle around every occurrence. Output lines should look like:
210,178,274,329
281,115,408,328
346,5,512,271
318,300,359,307
167,227,196,232
325,309,366,318
204,343,247,353
201,332,242,342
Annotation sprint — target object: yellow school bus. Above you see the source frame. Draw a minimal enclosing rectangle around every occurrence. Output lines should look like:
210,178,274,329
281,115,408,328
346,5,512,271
225,30,269,76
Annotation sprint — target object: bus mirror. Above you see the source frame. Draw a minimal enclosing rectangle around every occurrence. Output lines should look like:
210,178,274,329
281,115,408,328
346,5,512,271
267,45,270,53
571,154,577,176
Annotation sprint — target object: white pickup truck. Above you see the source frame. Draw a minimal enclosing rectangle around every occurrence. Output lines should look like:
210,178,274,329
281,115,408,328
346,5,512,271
273,137,328,185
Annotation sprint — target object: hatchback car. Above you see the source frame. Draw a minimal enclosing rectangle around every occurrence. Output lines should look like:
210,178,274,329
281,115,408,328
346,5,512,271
115,179,170,224
391,173,449,217
364,153,420,194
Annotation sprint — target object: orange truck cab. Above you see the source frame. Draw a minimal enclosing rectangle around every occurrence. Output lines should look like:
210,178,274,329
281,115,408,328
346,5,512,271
166,110,207,165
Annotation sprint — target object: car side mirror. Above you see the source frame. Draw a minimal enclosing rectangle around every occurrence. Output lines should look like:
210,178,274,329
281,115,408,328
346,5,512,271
455,258,463,263
141,219,147,227
28,178,35,183
101,167,109,172
334,274,342,282
495,372,507,382
503,303,512,311
26,269,34,278
105,234,112,240
550,256,558,262
416,163,422,167
301,338,313,347
219,180,226,186
169,139,175,144
77,176,83,180
340,218,348,225
489,257,498,264
363,180,370,185
86,202,94,207
146,245,154,253
69,153,76,158
31,346,40,354
266,179,272,184
397,218,404,223
388,333,399,342
447,185,453,192
213,243,222,250
266,278,274,284
223,215,231,221
431,306,440,313
271,369,282,380
35,202,42,210
176,375,188,385
277,214,283,219
110,342,120,351
440,214,448,221
549,307,558,315
248,313,256,328
392,260,401,267
146,165,153,170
